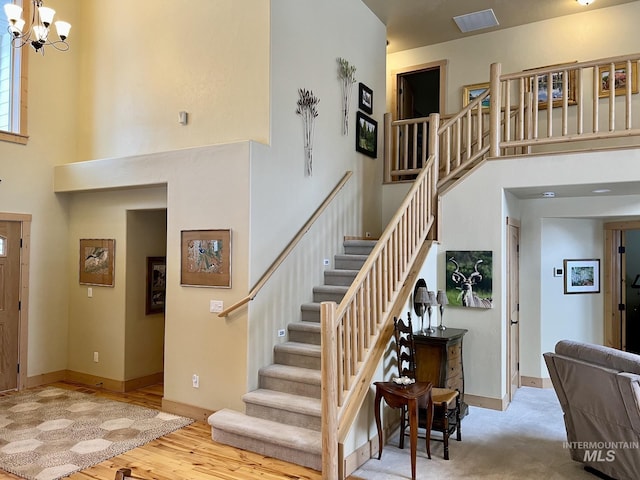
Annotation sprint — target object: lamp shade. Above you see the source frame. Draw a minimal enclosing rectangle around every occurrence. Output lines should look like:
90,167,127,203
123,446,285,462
4,3,22,22
415,286,429,305
428,291,437,306
55,21,71,40
436,290,448,306
38,6,55,25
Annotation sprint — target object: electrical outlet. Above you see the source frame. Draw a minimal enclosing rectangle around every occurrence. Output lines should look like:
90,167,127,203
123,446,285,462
93,351,99,363
323,258,330,266
192,374,199,388
277,329,286,337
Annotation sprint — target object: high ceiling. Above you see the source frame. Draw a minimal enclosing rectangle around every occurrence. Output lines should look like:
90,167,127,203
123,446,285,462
362,0,637,53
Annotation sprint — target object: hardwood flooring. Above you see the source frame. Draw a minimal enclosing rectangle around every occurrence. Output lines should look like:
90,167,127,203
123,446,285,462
0,382,323,480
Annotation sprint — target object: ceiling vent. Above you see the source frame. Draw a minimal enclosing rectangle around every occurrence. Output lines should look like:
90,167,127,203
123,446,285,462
453,9,499,33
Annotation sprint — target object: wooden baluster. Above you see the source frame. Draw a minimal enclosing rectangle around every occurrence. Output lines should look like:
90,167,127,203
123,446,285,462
626,60,632,130
562,70,568,137
577,68,584,135
546,71,553,139
609,63,616,132
592,66,599,133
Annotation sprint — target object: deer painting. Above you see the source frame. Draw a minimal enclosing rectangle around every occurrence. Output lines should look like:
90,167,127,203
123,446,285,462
448,255,493,309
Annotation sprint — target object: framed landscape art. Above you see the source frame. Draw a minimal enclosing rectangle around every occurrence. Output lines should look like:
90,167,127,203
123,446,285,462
355,111,377,158
563,259,600,294
598,62,638,97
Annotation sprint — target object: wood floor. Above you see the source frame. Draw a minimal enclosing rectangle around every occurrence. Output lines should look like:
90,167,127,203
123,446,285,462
0,382,324,480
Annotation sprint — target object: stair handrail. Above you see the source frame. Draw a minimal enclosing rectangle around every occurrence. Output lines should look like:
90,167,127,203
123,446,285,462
322,114,439,477
218,170,353,318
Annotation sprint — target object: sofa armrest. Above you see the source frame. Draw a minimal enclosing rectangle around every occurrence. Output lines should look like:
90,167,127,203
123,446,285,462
617,372,640,433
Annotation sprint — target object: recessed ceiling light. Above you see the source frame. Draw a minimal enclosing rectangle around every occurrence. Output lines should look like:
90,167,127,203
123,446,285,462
542,191,556,198
577,0,596,6
592,188,611,194
453,9,499,33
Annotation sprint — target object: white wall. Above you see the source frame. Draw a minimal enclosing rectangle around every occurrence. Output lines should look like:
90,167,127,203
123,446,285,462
246,0,387,388
440,149,640,403
0,0,80,378
74,0,270,161
57,143,252,411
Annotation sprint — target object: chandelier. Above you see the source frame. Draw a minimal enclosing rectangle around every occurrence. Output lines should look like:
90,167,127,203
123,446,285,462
3,0,71,53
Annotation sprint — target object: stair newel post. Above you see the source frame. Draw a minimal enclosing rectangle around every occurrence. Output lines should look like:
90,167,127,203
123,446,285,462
321,301,339,480
489,62,502,158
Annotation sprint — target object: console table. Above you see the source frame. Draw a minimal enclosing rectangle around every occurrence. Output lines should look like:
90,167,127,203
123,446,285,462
414,328,468,417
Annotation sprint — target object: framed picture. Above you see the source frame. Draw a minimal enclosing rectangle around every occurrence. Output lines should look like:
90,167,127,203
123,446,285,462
146,256,166,315
445,250,493,309
355,111,378,158
181,229,232,287
598,62,639,98
79,239,115,287
358,82,373,114
563,259,600,294
528,69,577,109
462,82,490,109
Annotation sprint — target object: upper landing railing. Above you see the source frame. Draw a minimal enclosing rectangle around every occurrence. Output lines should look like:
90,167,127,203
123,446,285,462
385,53,640,187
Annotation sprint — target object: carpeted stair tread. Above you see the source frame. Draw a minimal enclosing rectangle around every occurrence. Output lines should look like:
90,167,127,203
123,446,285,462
259,364,321,385
243,389,321,416
288,321,321,333
274,341,321,356
343,239,377,255
324,269,360,286
209,408,322,453
313,285,349,294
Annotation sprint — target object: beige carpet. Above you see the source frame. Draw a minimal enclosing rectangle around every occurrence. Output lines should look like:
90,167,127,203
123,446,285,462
0,387,193,480
351,386,598,480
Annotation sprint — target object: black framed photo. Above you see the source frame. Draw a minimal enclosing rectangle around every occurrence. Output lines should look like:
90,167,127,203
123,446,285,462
355,111,377,158
358,82,373,114
146,256,166,314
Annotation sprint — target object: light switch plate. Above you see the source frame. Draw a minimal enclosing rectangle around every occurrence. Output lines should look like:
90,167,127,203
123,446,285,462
210,300,223,313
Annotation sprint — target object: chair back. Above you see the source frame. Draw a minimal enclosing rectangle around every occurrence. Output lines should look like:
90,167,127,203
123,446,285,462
394,315,417,379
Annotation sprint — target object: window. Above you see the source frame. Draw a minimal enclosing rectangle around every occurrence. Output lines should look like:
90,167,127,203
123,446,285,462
0,0,27,144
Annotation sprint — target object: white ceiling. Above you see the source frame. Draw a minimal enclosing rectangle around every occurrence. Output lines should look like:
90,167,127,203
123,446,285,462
362,0,637,53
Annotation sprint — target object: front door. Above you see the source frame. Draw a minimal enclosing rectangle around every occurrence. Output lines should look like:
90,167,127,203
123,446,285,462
507,218,520,401
0,221,21,391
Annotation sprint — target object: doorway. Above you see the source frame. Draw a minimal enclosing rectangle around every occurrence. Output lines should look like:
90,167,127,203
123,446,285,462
393,61,446,121
604,220,640,352
390,61,447,181
506,217,521,401
0,214,30,392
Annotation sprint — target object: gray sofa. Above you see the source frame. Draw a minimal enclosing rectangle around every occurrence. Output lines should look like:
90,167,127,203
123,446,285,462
544,340,640,480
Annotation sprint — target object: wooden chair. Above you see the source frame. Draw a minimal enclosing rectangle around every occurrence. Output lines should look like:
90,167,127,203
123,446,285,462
394,314,462,460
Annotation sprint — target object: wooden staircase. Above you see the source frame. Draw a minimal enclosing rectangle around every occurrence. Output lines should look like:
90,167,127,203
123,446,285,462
208,239,375,470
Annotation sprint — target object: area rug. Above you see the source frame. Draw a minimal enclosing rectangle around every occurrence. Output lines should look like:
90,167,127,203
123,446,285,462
0,387,193,480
